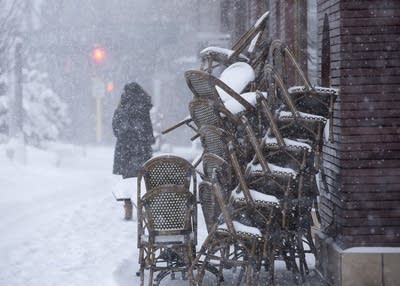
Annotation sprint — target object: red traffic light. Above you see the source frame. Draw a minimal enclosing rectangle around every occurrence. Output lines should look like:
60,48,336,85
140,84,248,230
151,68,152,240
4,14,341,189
106,82,114,92
91,47,105,63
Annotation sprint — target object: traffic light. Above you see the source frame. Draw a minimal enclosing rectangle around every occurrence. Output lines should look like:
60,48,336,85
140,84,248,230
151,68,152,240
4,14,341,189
91,47,105,63
106,81,114,93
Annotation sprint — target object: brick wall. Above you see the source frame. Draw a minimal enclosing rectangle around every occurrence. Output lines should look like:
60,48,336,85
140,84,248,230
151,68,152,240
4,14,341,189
317,0,400,248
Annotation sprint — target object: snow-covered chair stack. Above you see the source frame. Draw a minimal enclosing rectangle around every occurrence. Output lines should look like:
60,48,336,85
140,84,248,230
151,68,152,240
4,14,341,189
153,9,342,284
189,168,267,285
190,126,300,285
255,41,339,276
161,10,271,138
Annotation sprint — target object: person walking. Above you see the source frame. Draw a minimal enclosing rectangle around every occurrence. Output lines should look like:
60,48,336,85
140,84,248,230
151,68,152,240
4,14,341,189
112,82,154,220
112,82,155,179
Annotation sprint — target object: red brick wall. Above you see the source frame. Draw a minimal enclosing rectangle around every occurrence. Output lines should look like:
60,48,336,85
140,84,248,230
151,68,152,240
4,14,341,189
317,0,400,248
267,0,400,248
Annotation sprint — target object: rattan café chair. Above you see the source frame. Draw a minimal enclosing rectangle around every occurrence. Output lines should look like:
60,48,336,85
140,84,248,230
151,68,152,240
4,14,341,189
137,154,197,197
136,155,198,286
184,65,255,113
189,169,266,286
255,93,318,276
138,185,197,286
268,39,338,141
199,11,270,74
198,152,234,234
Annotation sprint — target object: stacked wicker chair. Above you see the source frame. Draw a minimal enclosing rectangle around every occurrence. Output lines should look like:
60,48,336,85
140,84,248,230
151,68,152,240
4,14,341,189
145,9,339,286
185,39,338,283
191,125,289,285
199,10,270,78
259,40,339,277
136,155,198,286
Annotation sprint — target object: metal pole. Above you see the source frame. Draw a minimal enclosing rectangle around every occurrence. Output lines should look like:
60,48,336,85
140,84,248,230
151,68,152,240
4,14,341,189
14,42,23,135
92,77,104,143
7,41,26,164
96,96,102,143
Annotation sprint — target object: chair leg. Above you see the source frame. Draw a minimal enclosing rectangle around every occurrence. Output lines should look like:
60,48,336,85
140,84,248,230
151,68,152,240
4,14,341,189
266,241,275,286
296,233,308,278
148,267,154,286
139,247,145,286
147,248,156,286
286,233,300,281
190,247,209,285
140,265,145,286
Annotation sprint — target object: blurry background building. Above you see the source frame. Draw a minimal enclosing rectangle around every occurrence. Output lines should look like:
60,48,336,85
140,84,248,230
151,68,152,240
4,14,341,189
1,0,270,148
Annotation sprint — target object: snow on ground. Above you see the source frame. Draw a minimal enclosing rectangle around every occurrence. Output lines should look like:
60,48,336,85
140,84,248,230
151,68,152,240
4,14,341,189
0,143,321,286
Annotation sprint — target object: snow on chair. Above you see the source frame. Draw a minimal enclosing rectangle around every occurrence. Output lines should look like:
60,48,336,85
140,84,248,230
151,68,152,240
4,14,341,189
255,93,318,275
268,39,339,142
162,62,258,137
189,168,268,286
199,11,270,75
184,62,256,112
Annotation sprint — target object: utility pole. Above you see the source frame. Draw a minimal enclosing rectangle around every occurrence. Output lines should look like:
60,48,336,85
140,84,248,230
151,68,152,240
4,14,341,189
7,41,26,163
90,47,106,144
92,76,104,143
14,43,23,135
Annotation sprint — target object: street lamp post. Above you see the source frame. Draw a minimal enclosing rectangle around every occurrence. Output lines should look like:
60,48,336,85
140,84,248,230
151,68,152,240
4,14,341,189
90,46,106,144
92,77,105,143
7,41,26,163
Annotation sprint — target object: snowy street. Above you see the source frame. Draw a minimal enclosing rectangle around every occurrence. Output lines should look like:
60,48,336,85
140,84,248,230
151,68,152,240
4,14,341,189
0,145,139,286
0,144,321,286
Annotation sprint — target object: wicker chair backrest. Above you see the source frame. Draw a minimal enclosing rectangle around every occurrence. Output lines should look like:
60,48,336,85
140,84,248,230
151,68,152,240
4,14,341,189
199,125,232,162
142,186,195,232
141,155,195,191
185,70,219,100
198,181,221,233
189,98,223,130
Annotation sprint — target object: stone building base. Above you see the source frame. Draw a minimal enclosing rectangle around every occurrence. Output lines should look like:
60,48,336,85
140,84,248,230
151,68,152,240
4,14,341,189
314,231,400,286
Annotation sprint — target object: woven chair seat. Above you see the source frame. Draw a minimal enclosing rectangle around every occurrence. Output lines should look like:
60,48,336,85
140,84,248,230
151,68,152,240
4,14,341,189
288,85,339,96
275,110,327,145
140,233,195,244
287,86,338,119
231,188,280,208
263,134,312,152
278,110,327,122
199,180,222,233
247,161,298,179
189,98,223,129
217,221,263,240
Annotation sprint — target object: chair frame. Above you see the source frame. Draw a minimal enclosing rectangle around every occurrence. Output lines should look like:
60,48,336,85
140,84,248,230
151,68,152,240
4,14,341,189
268,39,338,141
189,169,266,286
137,154,197,196
255,93,318,275
184,69,255,112
200,11,270,74
138,185,197,286
136,155,198,285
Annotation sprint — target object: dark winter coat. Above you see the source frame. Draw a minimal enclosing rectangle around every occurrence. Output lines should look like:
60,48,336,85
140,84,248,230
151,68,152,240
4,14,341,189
112,82,155,178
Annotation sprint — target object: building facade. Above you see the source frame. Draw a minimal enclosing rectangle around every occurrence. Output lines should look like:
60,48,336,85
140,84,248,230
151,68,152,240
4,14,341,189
264,0,400,285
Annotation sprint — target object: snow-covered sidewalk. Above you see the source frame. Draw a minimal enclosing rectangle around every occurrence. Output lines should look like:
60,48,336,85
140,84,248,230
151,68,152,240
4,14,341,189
0,144,322,286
